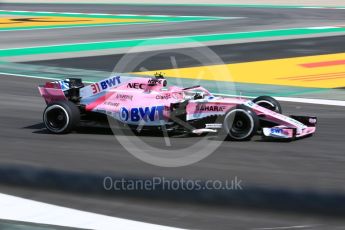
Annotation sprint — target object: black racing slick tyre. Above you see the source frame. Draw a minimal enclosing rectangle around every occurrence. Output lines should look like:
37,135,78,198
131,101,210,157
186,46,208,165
43,101,80,134
252,96,282,114
223,105,259,141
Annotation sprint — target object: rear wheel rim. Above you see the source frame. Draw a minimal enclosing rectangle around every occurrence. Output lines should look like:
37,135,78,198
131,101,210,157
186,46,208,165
44,105,69,133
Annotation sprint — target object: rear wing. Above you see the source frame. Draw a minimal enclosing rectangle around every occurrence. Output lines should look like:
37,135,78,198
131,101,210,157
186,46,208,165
38,75,167,104
38,78,83,104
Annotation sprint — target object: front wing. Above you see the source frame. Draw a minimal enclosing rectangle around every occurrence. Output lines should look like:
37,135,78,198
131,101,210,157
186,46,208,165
262,116,317,139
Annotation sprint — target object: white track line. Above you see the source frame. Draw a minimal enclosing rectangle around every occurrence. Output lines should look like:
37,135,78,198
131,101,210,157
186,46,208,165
307,26,339,29
275,96,345,107
0,193,183,230
215,93,345,107
6,10,29,13
254,225,315,230
34,11,58,14
300,6,324,9
0,72,61,81
62,12,84,15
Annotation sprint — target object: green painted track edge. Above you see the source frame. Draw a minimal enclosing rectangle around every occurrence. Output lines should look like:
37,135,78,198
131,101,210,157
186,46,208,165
1,27,345,57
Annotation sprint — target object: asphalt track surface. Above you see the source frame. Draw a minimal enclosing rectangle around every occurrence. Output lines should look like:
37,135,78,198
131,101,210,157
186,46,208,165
1,3,345,230
1,3,345,50
1,74,345,229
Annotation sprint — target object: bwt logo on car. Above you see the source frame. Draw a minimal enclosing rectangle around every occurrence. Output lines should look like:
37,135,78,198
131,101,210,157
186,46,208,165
120,106,165,122
91,76,121,94
100,76,121,90
271,128,283,135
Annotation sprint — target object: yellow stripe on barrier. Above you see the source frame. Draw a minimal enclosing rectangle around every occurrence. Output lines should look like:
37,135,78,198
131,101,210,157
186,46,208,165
0,16,154,28
138,53,345,88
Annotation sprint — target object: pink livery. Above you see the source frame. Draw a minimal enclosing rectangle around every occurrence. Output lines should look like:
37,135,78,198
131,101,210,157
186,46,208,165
38,75,317,140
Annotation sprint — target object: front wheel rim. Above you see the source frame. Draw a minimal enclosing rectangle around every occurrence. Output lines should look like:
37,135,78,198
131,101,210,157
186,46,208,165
225,109,254,140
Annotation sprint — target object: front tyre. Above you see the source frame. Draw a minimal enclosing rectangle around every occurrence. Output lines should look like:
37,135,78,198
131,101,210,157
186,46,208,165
223,105,259,141
252,96,282,113
43,101,80,134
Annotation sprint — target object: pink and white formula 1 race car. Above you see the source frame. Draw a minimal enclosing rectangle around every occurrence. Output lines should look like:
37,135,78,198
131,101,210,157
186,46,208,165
38,75,317,141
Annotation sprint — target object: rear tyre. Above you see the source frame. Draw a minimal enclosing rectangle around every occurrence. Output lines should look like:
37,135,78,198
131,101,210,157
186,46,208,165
252,96,282,113
223,105,259,141
43,100,80,134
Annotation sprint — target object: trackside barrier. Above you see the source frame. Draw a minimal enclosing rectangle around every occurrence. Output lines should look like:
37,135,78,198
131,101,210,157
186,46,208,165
0,164,345,217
